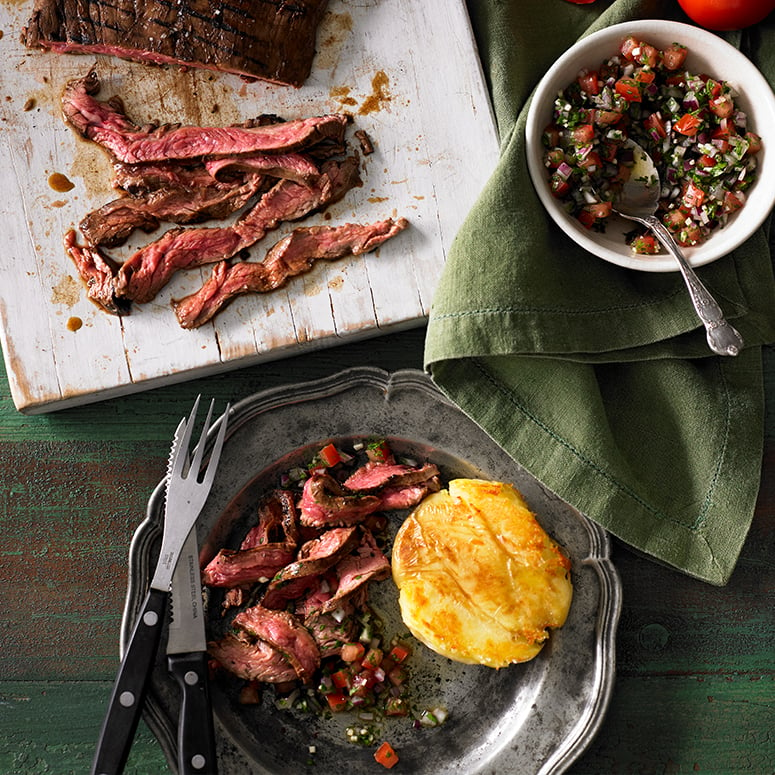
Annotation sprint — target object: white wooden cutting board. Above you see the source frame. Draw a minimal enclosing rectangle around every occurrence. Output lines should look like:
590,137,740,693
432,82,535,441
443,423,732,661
0,0,499,414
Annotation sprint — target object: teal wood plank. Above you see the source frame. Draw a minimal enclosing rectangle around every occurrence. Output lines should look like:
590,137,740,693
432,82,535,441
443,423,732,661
0,682,166,775
1,676,771,775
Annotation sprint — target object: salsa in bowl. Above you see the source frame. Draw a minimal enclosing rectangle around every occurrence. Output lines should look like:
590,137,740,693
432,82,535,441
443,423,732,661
525,20,775,272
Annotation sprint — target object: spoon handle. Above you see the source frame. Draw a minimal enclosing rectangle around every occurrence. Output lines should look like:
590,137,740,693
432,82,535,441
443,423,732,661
643,215,744,357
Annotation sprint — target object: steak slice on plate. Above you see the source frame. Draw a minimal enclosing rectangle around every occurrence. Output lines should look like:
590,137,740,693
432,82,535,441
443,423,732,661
23,0,330,87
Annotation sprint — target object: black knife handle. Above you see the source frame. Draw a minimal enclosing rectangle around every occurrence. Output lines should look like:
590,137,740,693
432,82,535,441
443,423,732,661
91,587,167,775
168,651,218,775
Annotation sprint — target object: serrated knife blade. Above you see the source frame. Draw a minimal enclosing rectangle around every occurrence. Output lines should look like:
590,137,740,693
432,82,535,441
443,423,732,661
91,397,227,775
167,526,217,775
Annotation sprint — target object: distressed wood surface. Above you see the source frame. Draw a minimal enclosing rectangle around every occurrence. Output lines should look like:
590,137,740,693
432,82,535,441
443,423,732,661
0,331,773,774
0,0,498,414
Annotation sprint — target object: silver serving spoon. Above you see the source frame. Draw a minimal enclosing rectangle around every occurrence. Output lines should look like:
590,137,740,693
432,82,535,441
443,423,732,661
612,140,744,357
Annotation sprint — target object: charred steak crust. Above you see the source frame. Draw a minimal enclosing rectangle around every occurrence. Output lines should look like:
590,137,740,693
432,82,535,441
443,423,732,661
23,0,331,87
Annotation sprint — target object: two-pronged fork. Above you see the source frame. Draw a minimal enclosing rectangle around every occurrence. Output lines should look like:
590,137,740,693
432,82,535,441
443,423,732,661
91,397,228,775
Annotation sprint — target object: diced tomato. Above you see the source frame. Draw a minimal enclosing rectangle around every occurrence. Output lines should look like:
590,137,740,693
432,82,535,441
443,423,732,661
663,210,689,233
384,696,411,717
389,642,412,664
619,36,641,61
723,190,745,213
629,233,661,254
317,443,341,467
331,668,353,690
661,43,688,71
366,439,394,463
674,113,701,136
711,119,736,140
362,647,384,670
644,112,667,139
745,132,762,155
615,77,642,102
636,43,659,67
542,123,562,148
543,148,565,168
326,691,349,712
698,154,717,169
577,201,612,229
577,150,602,171
665,73,688,87
595,109,623,126
682,181,706,209
577,208,597,229
709,94,734,118
676,221,704,247
341,641,366,663
633,68,655,84
704,78,723,99
374,741,399,769
550,173,571,198
570,123,595,144
350,671,379,698
387,664,408,686
577,70,600,95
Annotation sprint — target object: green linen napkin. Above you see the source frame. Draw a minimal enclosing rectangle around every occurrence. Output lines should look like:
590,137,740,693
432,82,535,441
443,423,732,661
424,0,775,585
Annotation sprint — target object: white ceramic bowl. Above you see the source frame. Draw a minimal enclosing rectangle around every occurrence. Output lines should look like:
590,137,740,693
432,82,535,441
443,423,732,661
525,20,775,272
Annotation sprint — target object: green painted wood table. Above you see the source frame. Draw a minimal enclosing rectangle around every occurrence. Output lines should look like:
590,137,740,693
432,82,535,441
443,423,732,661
1,328,773,774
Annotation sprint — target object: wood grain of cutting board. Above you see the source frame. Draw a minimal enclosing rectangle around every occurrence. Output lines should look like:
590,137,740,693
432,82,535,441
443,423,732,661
0,0,499,413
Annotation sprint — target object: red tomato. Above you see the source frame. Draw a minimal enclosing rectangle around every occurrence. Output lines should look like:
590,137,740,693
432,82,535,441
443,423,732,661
577,70,601,95
682,181,706,209
374,741,399,769
674,113,702,136
677,0,775,30
615,77,642,102
661,43,688,70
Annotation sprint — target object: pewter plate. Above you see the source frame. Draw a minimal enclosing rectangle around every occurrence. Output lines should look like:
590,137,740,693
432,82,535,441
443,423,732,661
123,367,621,774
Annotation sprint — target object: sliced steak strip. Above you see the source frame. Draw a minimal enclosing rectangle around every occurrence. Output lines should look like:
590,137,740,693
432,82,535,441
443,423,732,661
233,605,320,684
240,490,299,550
261,526,361,610
205,153,320,185
111,161,226,194
320,529,390,614
173,216,408,329
79,172,265,247
303,609,359,659
24,0,330,87
64,230,128,315
299,474,383,528
116,156,361,304
343,461,440,492
201,543,296,588
208,630,297,684
379,480,441,510
61,71,348,163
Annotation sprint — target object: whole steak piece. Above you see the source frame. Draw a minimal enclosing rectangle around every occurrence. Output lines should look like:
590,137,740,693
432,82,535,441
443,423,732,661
22,0,330,87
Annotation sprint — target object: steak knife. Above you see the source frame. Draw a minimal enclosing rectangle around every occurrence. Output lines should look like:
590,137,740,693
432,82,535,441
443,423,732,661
167,526,218,775
91,398,228,775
